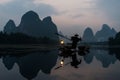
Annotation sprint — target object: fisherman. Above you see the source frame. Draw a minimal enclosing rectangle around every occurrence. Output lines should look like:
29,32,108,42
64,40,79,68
71,34,82,49
70,34,82,68
56,33,83,69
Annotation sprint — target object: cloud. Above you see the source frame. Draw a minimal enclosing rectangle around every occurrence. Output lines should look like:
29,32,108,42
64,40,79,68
96,0,120,21
33,0,96,16
94,0,120,31
0,0,58,17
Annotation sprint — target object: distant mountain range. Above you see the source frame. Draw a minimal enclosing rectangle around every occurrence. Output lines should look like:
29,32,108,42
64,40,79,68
3,11,117,43
4,11,59,42
82,24,117,42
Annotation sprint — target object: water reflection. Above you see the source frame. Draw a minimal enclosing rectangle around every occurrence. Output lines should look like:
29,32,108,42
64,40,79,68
84,49,117,68
0,47,120,80
0,50,58,80
109,47,120,61
52,47,120,80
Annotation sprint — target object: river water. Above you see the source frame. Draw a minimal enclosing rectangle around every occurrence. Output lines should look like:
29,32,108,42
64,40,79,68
0,46,120,80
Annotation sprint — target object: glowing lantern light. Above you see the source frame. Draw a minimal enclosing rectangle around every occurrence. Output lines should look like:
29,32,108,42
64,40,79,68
60,40,64,45
60,60,64,66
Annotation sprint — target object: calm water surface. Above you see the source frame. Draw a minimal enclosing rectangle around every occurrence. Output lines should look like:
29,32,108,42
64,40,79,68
0,46,120,80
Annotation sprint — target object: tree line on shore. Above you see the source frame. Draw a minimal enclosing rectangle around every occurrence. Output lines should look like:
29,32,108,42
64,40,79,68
109,32,120,45
0,31,58,44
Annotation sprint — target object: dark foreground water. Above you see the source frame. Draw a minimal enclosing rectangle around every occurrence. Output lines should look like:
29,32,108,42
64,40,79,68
0,46,120,80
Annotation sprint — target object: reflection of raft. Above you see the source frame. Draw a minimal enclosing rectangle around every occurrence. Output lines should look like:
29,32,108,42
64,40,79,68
59,45,90,58
55,45,90,69
78,46,90,56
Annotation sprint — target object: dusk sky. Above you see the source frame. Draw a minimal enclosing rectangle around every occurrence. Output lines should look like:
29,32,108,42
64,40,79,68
0,0,120,36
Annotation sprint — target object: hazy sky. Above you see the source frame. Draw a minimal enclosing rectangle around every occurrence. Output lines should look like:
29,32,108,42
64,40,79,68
0,0,120,36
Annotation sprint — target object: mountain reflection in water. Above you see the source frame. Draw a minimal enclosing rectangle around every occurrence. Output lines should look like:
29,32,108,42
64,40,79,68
84,49,117,68
0,47,120,80
0,49,58,80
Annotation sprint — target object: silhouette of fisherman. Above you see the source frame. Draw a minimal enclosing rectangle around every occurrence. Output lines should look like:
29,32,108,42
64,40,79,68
70,34,82,68
71,34,81,49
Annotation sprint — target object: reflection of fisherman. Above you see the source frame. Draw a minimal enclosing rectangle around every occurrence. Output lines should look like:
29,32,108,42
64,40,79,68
71,54,81,68
71,34,82,49
70,34,82,68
